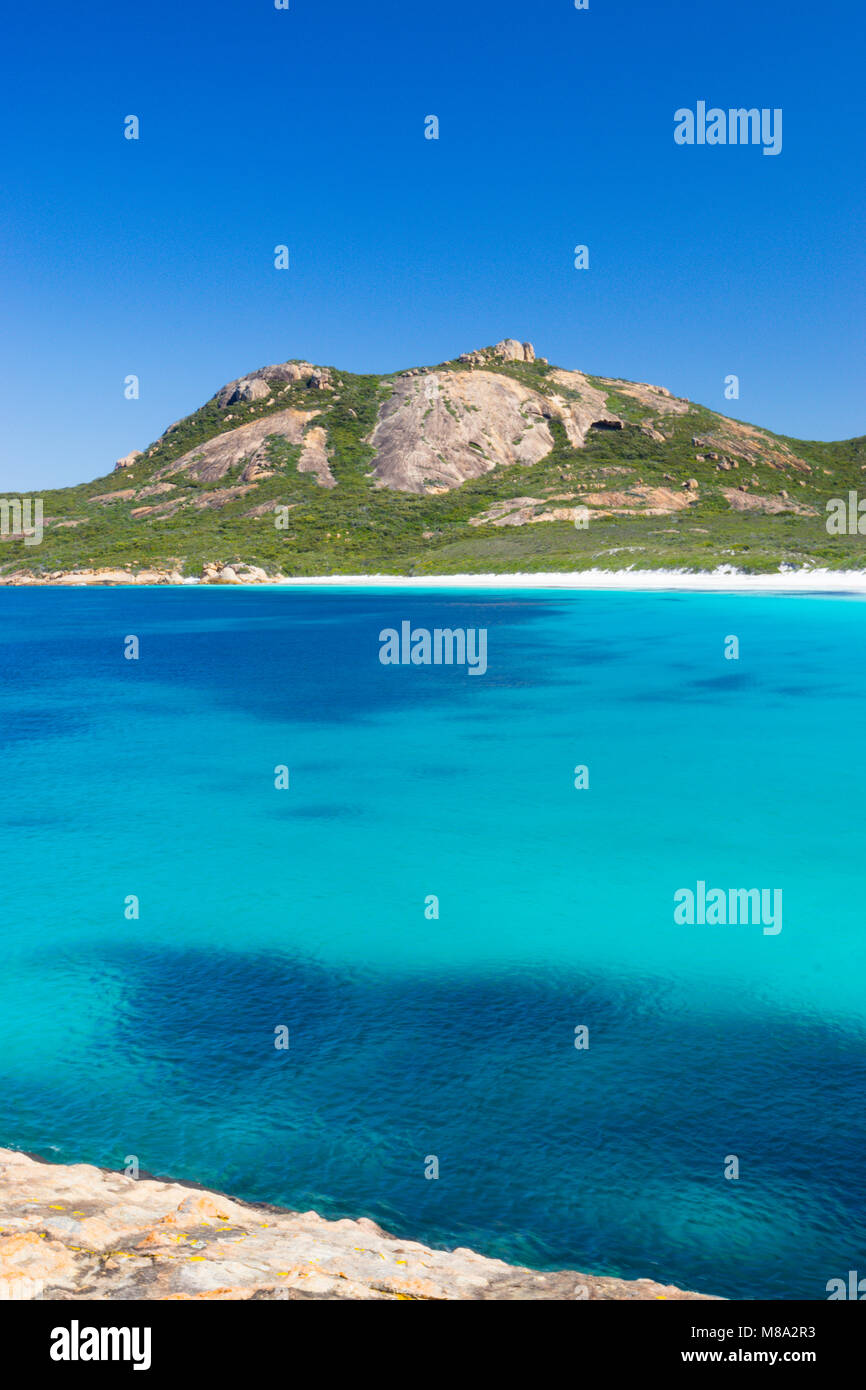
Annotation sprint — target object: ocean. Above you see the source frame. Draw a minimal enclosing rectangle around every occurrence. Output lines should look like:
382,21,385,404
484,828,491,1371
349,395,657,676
1,585,864,1300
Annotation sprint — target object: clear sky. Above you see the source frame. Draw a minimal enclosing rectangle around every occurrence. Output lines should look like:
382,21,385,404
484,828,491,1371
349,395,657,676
2,0,863,489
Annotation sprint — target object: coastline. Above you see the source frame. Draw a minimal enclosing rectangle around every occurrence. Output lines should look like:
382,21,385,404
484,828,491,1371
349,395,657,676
0,1147,718,1301
265,568,866,593
2,565,866,593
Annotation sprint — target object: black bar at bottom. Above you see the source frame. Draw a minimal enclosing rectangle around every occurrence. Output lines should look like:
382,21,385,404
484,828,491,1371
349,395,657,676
1,1295,859,1376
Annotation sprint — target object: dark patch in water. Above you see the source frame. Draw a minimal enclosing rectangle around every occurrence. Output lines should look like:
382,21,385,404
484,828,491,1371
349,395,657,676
282,804,364,820
689,674,756,691
3,943,864,1301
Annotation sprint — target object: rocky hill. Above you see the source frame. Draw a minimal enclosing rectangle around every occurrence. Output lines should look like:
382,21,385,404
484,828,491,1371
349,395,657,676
0,1148,716,1300
2,339,864,579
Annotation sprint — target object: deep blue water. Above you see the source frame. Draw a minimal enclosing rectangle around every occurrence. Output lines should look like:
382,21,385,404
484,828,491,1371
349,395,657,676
1,585,865,1300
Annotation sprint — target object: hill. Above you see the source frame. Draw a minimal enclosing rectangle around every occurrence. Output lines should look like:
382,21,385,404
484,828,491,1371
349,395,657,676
2,339,864,580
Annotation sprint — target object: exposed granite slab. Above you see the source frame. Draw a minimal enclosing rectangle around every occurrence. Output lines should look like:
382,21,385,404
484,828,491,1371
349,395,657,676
0,1148,717,1301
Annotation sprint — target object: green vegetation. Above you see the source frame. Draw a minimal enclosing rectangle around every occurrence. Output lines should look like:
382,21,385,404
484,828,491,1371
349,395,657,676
3,354,865,578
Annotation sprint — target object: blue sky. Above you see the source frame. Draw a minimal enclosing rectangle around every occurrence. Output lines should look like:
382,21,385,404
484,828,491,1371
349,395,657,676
2,0,863,489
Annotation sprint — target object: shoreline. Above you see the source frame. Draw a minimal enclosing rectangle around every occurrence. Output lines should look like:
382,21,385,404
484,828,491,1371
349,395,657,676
2,566,866,593
0,1146,717,1300
264,568,866,593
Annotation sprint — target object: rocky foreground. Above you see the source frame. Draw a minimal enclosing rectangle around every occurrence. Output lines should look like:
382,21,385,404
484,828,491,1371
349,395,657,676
0,1149,716,1300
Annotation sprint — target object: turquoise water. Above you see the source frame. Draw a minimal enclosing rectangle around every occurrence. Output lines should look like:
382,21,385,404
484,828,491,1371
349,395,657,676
1,586,864,1299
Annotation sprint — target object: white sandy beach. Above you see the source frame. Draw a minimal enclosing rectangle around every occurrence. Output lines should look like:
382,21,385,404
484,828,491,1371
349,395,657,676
270,568,866,593
4,566,866,592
